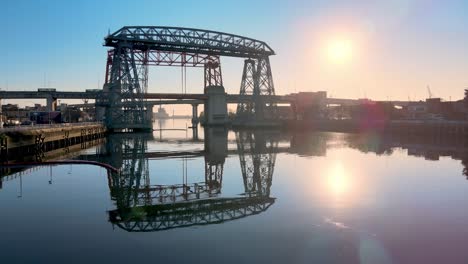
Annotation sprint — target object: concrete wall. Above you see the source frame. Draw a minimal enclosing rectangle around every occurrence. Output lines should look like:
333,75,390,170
204,86,227,126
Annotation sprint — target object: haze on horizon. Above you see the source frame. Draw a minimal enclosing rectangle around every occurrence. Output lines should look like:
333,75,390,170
2,0,468,107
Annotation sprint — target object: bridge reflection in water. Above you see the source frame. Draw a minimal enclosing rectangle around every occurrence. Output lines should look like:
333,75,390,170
3,128,468,232
104,128,279,232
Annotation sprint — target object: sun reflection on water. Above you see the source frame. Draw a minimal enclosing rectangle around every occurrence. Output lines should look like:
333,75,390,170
328,162,351,197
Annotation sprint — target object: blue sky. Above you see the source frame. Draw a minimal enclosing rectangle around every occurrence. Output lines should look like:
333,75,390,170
2,0,468,105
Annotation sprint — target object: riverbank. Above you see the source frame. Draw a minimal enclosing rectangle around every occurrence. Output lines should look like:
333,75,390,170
285,119,468,136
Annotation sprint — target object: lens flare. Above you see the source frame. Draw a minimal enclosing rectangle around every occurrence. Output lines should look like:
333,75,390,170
327,39,353,64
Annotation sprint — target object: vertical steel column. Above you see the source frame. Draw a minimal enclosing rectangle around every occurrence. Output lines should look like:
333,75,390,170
191,104,199,139
236,57,277,121
204,59,223,89
237,59,256,119
105,45,150,131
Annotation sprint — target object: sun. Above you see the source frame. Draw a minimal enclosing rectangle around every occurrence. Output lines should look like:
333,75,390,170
327,39,353,64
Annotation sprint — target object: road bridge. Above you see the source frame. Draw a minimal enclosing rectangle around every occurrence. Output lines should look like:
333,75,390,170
0,89,294,131
0,90,410,108
0,90,294,103
0,88,412,131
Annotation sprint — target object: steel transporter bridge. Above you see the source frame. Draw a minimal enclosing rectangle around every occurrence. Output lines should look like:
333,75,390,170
99,26,278,131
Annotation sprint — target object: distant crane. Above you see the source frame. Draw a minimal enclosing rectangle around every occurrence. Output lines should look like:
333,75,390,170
427,85,433,99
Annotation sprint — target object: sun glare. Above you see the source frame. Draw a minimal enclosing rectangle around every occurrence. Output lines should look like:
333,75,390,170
327,39,353,64
328,162,350,196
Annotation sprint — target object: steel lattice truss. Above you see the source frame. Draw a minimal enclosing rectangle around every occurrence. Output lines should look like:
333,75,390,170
105,50,220,83
236,131,278,197
204,61,223,88
236,58,277,120
108,197,275,232
205,158,224,191
105,46,150,131
102,26,277,128
105,132,278,232
107,135,223,210
105,26,275,58
112,182,222,207
108,136,150,209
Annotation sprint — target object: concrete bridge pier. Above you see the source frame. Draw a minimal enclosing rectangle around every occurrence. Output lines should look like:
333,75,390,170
191,104,199,139
204,126,228,163
95,83,108,122
46,96,57,112
204,86,228,126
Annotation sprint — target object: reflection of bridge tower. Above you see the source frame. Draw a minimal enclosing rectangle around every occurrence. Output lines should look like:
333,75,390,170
107,130,228,213
106,134,150,209
236,130,278,197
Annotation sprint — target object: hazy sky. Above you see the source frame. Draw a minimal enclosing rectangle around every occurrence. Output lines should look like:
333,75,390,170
2,0,468,106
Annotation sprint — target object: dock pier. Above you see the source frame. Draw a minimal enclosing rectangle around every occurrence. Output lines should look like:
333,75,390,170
0,123,106,162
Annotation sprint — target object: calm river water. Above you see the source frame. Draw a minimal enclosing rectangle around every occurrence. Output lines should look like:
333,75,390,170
1,119,468,264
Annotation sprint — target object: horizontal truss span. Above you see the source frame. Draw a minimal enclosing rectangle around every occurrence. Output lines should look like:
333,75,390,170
107,50,219,67
109,197,275,232
110,182,222,207
105,26,275,58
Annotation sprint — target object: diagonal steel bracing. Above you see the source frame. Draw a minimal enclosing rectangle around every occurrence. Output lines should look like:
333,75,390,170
102,26,277,130
236,57,277,121
105,44,150,131
236,131,278,197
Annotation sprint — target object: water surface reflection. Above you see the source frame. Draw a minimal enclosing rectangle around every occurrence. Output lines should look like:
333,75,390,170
2,125,468,263
103,128,279,232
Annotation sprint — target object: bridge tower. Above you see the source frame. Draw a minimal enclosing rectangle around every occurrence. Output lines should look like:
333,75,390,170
236,57,277,123
103,45,151,132
204,61,223,88
203,60,228,126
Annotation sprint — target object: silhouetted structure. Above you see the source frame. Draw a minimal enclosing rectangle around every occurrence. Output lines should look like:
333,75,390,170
100,26,277,131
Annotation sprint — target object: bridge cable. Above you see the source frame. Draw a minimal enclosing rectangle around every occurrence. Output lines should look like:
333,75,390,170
181,66,183,93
